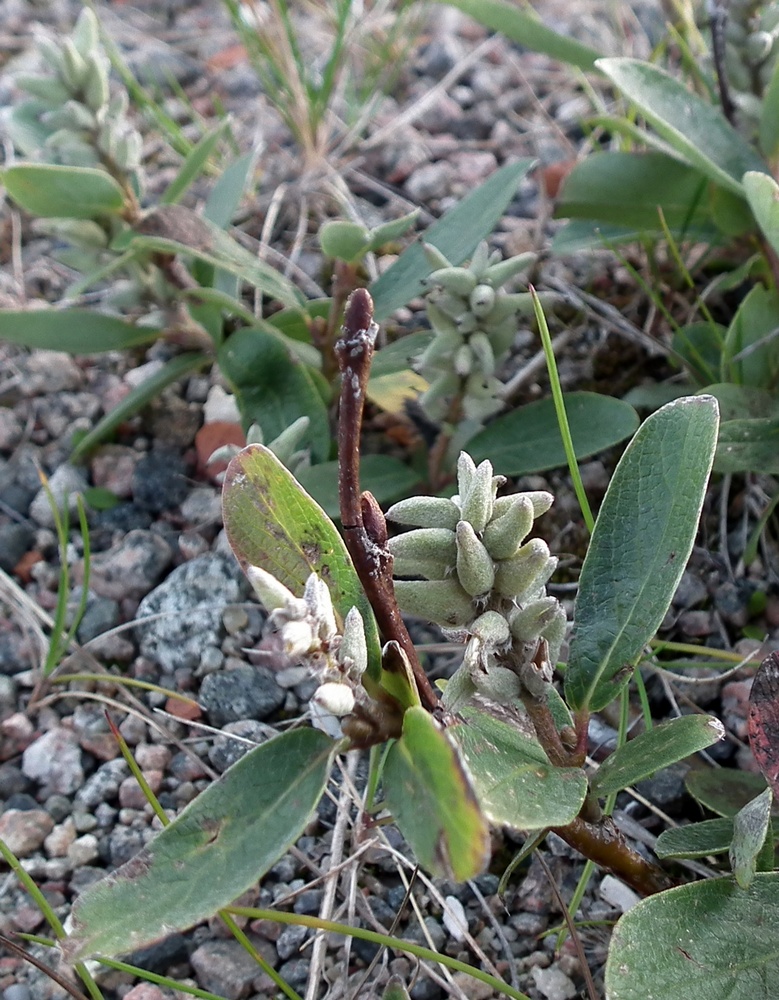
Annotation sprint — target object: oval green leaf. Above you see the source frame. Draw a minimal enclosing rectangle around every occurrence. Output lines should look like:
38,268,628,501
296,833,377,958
468,391,639,476
605,874,779,1000
555,150,711,232
63,727,336,963
222,445,382,681
597,58,767,197
591,715,725,798
218,326,329,462
686,768,771,818
730,788,773,889
2,163,126,219
383,706,490,882
565,396,719,712
0,309,162,354
655,817,734,859
449,707,587,830
744,170,779,259
297,455,421,519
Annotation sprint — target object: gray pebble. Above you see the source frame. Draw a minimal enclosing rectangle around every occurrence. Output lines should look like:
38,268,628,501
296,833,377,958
0,522,34,572
191,938,273,1000
276,922,309,961
207,720,266,772
88,529,174,601
108,826,146,866
132,448,190,513
199,666,284,726
75,759,128,809
28,464,88,527
292,889,323,915
276,959,310,993
74,594,120,644
22,727,84,796
3,984,32,1000
136,553,246,672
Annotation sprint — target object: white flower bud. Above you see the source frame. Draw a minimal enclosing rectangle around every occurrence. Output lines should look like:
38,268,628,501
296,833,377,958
246,565,297,612
338,607,367,678
455,521,495,598
493,539,557,601
460,459,494,533
313,682,355,717
304,574,337,642
386,495,461,531
394,579,475,628
281,619,318,659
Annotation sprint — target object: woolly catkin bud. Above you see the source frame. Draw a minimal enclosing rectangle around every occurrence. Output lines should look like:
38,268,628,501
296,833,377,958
483,494,534,560
393,579,475,628
386,495,461,531
455,521,495,598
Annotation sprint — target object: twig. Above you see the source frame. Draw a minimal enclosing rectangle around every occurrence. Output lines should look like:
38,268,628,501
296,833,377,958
335,289,438,711
535,853,599,1000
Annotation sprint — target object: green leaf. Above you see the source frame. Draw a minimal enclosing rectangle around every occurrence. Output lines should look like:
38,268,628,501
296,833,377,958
591,715,725,798
703,383,779,421
759,61,779,161
672,322,726,387
730,788,773,890
371,159,534,321
686,768,770,818
655,817,734,859
367,210,421,250
383,706,490,881
449,707,587,830
714,415,779,474
221,445,382,681
605,874,779,1000
204,151,257,228
82,487,120,511
161,119,231,206
565,396,719,712
371,332,435,378
597,58,767,197
432,0,601,72
1,163,126,219
555,151,711,232
0,309,162,354
63,728,336,962
128,205,304,310
218,326,329,462
550,220,666,254
721,284,779,387
296,456,421,519
319,220,370,262
70,353,208,461
468,392,639,476
744,170,779,260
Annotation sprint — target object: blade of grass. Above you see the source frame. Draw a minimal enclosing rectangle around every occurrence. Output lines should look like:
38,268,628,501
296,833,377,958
531,287,595,533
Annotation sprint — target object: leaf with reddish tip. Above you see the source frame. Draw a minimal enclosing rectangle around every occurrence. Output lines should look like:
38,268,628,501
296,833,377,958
222,445,381,681
748,651,779,796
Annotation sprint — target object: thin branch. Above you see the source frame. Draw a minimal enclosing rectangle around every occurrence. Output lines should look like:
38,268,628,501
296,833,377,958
335,289,438,711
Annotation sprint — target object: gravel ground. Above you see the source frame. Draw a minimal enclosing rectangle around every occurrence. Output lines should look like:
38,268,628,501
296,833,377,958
0,2,775,999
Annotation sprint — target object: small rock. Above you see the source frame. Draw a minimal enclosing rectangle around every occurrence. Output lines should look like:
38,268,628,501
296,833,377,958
0,409,22,451
119,770,164,809
404,161,454,202
44,818,76,858
87,529,174,602
450,973,493,999
21,727,84,795
721,678,753,739
599,875,640,913
136,553,247,672
191,938,274,999
208,720,267,772
276,923,309,961
122,985,167,1000
673,571,707,609
204,385,241,424
28,464,88,527
0,523,34,572
181,487,222,529
90,445,139,498
108,826,146,866
131,448,190,514
531,965,577,1000
19,351,82,395
200,667,285,726
443,895,468,941
67,833,99,867
75,759,128,809
275,959,310,994
0,808,54,856
75,595,120,644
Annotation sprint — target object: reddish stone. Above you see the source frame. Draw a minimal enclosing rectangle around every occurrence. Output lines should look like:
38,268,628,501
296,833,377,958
195,421,245,481
165,695,202,721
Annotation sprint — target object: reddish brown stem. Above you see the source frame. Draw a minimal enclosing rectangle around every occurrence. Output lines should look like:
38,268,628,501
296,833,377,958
553,816,673,897
336,289,439,712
